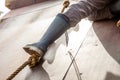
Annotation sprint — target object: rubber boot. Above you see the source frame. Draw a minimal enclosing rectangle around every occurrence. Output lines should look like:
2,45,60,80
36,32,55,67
23,14,70,60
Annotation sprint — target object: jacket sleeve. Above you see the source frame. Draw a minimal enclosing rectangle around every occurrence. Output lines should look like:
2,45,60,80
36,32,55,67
64,0,110,27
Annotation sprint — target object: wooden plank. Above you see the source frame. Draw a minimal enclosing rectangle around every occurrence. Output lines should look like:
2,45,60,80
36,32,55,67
0,1,92,80
5,0,49,10
0,2,61,80
3,0,62,19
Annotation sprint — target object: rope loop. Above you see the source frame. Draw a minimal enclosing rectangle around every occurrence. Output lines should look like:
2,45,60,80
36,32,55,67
63,0,70,8
28,54,40,67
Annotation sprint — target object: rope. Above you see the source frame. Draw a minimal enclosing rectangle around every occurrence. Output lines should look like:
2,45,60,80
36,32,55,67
6,54,40,80
6,61,30,80
61,0,70,13
62,36,86,80
68,51,82,80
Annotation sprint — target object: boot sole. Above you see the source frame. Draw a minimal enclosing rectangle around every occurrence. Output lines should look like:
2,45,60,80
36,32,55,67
23,46,43,57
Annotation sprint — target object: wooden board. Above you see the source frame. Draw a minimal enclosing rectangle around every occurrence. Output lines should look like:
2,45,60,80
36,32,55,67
3,0,62,19
0,1,92,80
0,1,63,80
5,0,49,10
1,1,120,79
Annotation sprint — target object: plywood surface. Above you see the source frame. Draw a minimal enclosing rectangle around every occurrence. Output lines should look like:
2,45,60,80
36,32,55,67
1,1,119,80
0,1,91,80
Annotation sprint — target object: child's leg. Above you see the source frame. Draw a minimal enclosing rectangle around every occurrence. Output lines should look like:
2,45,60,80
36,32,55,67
23,14,70,59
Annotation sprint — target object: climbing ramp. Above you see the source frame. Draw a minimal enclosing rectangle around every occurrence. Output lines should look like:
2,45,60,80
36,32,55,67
0,1,120,80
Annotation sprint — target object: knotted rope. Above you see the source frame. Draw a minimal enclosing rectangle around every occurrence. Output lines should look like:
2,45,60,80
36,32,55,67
61,0,70,13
